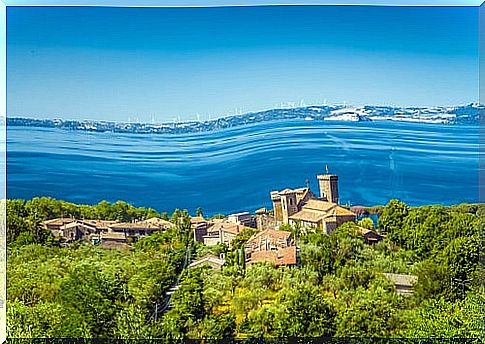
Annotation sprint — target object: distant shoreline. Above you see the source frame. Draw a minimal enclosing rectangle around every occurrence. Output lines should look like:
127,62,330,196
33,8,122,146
5,103,481,135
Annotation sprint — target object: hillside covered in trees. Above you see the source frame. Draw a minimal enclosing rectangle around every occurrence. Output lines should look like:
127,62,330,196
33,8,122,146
6,197,485,339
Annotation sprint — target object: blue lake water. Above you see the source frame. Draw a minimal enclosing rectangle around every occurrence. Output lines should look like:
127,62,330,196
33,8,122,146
6,120,480,215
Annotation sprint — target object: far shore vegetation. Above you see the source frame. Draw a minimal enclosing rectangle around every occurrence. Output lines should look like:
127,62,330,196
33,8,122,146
6,197,484,339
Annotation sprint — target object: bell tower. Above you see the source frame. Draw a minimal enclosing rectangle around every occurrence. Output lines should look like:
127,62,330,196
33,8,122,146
317,165,339,204
279,190,298,224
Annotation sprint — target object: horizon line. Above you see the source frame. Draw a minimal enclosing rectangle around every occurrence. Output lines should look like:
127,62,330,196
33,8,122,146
5,101,481,125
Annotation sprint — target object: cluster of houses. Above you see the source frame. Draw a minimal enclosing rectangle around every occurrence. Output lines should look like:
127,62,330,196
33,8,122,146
44,168,416,293
190,168,384,268
192,211,255,246
44,216,174,247
44,168,384,258
45,168,386,262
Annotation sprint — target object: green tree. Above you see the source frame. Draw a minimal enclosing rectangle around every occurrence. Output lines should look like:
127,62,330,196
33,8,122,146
439,235,480,299
278,284,336,337
115,304,153,339
190,314,236,339
413,259,449,301
378,199,409,244
55,263,125,337
358,217,374,230
335,279,400,337
300,232,335,281
401,293,485,338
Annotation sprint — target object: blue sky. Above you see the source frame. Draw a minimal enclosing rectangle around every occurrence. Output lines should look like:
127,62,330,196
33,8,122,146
7,5,479,122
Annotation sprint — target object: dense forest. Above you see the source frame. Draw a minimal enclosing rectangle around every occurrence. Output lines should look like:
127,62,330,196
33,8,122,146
6,197,485,339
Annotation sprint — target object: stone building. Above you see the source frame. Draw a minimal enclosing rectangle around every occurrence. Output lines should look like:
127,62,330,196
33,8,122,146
203,222,251,247
109,217,174,239
191,216,211,243
227,211,256,228
59,220,98,242
270,168,356,234
255,208,278,231
44,217,173,244
44,218,76,237
245,229,297,267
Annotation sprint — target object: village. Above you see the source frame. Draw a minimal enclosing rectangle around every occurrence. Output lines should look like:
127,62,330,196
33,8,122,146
43,168,416,294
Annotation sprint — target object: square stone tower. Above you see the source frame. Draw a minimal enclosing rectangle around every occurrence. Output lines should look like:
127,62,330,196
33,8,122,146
279,190,299,224
317,172,339,204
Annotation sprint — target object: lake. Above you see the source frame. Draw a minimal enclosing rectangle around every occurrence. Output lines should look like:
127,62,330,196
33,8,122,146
6,120,480,215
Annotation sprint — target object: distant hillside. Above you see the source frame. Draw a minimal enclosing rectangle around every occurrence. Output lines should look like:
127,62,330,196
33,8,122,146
6,103,482,134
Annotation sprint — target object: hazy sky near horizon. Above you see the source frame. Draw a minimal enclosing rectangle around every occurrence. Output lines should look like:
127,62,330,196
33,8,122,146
7,5,479,122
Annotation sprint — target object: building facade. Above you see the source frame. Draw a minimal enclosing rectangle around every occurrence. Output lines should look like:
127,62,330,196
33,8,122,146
270,169,356,234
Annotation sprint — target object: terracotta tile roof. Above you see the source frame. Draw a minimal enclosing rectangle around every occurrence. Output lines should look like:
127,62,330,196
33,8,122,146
332,206,356,217
248,246,297,266
246,228,291,247
277,246,297,265
221,226,241,235
60,221,98,231
302,199,336,212
292,200,355,220
289,210,327,223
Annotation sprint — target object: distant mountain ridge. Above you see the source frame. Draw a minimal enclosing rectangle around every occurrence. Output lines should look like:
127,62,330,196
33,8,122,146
6,103,482,134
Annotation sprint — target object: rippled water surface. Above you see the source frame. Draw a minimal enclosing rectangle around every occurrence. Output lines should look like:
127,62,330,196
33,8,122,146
6,120,480,214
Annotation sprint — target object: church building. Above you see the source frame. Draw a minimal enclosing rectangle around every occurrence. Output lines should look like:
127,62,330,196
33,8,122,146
270,167,356,234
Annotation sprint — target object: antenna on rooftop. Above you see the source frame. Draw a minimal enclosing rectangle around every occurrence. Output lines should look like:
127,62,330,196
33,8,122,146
325,164,329,174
